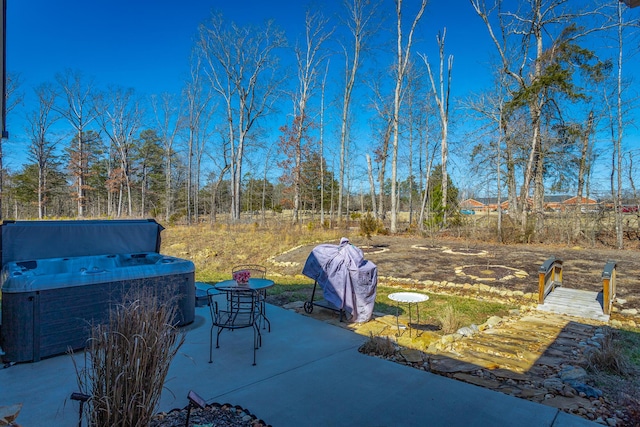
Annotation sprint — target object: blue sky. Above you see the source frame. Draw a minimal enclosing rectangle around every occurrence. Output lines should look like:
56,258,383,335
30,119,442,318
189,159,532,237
9,0,489,99
7,0,640,197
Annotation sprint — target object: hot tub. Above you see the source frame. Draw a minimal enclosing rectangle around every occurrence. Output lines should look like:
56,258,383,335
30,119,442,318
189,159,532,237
0,220,195,363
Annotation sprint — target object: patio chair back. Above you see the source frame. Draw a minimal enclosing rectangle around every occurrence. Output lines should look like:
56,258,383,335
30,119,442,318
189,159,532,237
232,264,267,279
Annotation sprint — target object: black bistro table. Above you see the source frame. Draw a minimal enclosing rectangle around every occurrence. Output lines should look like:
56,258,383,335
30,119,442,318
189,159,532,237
215,278,274,331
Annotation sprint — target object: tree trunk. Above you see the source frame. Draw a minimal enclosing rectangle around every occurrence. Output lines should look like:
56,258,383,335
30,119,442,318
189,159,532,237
366,154,377,217
390,0,426,233
615,2,624,249
575,110,594,239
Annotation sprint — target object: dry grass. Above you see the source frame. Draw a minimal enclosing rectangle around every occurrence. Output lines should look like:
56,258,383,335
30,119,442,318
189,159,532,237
160,223,343,281
359,333,397,357
438,304,463,334
73,286,185,427
586,326,640,424
586,326,633,376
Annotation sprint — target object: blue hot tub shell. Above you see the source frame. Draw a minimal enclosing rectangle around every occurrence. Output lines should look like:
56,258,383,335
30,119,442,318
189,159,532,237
0,220,195,363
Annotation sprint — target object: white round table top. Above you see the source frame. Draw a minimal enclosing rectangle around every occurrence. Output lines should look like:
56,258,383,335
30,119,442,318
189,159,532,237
388,292,429,303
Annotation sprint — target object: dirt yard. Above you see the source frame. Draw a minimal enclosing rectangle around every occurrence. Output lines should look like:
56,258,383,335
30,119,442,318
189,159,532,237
271,235,640,313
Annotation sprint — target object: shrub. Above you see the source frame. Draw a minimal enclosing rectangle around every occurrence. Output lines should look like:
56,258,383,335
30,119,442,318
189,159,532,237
360,212,379,239
168,212,183,226
73,286,185,427
438,304,462,334
586,327,632,376
359,332,397,357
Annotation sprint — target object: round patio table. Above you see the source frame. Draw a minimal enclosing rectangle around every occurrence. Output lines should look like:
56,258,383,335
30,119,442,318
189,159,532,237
214,278,274,291
388,292,429,337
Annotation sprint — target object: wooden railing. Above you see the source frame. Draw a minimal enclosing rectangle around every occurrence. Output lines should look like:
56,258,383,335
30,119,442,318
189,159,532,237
538,256,563,304
602,261,617,315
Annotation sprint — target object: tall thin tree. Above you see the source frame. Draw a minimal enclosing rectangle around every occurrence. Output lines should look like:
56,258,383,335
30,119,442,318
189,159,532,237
95,87,142,217
54,70,98,218
421,29,453,227
290,9,333,223
390,0,426,233
198,13,286,221
26,83,62,219
337,0,375,224
151,93,183,222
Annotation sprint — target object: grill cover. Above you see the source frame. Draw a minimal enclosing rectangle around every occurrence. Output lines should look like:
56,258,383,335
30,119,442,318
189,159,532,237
302,238,377,322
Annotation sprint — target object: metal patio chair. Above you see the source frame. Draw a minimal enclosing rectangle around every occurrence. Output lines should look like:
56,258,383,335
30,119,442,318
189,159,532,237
231,264,270,332
207,286,261,366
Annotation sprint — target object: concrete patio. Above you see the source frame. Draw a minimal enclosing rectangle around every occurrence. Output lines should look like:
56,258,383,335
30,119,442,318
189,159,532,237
1,296,599,427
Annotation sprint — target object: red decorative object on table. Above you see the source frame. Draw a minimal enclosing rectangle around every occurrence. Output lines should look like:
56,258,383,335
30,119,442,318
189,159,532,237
232,270,251,284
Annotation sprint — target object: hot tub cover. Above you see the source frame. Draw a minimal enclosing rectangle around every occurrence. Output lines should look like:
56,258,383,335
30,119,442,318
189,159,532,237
0,219,163,265
302,238,377,322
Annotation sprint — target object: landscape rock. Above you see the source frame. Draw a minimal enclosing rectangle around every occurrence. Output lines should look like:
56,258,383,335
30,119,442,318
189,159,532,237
565,381,603,398
541,395,592,411
559,365,587,383
543,378,564,392
484,316,503,328
456,326,477,337
282,301,304,310
400,349,425,363
429,357,479,374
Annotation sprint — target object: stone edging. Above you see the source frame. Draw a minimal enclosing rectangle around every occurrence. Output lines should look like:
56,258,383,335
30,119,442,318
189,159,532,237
378,275,537,302
152,402,271,427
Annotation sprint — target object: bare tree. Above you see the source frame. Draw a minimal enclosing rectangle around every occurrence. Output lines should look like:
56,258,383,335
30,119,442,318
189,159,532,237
471,0,608,238
366,153,377,216
629,151,638,209
319,60,330,226
26,83,62,219
261,144,274,225
205,125,232,224
465,67,511,242
54,70,98,218
289,9,333,223
416,99,439,231
5,72,23,117
389,0,426,233
368,73,393,221
574,110,594,239
183,50,213,224
197,13,286,221
0,72,24,219
337,0,376,224
613,1,626,249
95,87,142,217
151,93,183,222
418,137,437,230
404,65,422,226
421,29,453,228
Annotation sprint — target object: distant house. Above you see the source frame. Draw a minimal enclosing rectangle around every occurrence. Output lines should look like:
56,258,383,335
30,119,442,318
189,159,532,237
459,198,486,210
544,195,598,212
459,197,511,212
460,195,598,213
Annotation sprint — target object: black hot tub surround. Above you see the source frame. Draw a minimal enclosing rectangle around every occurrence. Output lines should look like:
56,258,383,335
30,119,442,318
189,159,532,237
0,219,195,363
